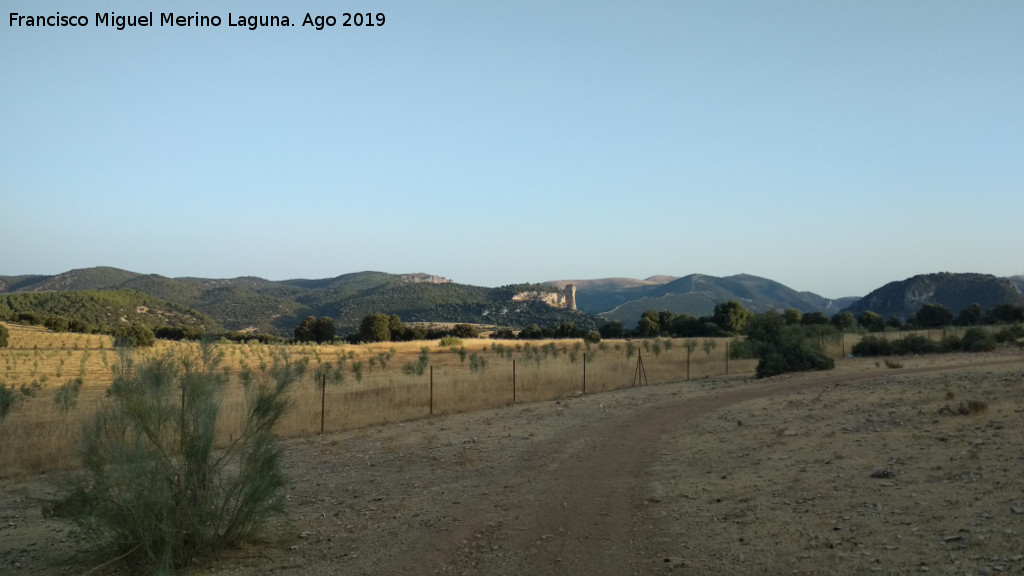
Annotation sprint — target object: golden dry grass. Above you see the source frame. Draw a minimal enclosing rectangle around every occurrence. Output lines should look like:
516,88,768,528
0,322,885,478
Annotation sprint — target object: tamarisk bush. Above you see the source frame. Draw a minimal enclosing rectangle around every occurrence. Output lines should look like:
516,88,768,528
52,344,297,574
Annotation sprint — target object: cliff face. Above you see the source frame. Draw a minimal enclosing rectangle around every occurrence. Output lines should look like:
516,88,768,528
398,273,449,285
512,285,577,310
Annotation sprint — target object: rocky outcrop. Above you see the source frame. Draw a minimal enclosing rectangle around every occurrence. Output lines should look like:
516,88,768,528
398,273,450,285
512,284,577,310
564,284,577,311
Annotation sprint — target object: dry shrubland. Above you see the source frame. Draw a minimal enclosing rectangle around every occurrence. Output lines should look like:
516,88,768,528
0,323,772,478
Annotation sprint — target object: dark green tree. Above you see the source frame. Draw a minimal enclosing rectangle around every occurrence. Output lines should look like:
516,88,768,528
712,301,752,335
915,303,953,328
783,308,802,326
518,324,543,339
358,313,392,342
490,327,517,339
658,311,677,334
956,303,983,326
113,323,156,347
635,310,662,337
669,314,703,337
313,317,336,343
44,315,71,332
856,311,886,333
986,303,1024,324
830,311,856,331
744,311,836,378
553,322,578,338
388,315,408,341
800,312,830,326
0,323,8,348
293,316,336,343
451,324,480,338
599,320,625,339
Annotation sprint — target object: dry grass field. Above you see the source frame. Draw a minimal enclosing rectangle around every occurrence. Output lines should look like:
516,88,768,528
0,322,767,478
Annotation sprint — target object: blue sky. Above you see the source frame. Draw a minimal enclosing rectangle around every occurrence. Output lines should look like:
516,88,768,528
2,1,1021,298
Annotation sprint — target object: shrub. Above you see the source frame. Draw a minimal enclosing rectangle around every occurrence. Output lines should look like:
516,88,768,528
939,333,961,350
450,324,479,338
51,345,295,573
746,315,836,378
469,352,487,373
961,327,996,352
53,378,83,415
994,325,1024,344
583,331,601,344
113,323,156,348
939,399,988,416
0,381,15,420
403,346,430,376
0,323,8,348
851,335,894,356
728,337,759,360
438,336,463,348
892,334,941,355
17,311,44,326
490,328,516,340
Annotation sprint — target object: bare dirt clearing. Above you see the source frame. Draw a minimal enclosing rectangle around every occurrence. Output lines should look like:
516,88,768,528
3,351,1023,576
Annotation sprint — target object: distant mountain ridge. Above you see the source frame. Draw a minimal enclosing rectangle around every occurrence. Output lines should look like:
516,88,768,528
0,267,595,335
5,268,1021,336
842,272,1024,321
545,273,858,323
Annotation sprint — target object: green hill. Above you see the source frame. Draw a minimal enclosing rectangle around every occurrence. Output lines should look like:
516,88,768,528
555,273,857,324
0,269,598,336
0,290,222,332
842,272,1024,321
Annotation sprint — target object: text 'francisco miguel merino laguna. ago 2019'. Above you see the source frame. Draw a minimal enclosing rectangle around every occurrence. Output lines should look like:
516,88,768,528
9,12,386,31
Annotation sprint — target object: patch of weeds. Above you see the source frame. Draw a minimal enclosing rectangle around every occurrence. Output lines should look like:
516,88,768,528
469,353,486,373
938,399,988,416
54,378,83,415
458,447,477,467
402,347,429,376
884,358,904,369
438,336,463,348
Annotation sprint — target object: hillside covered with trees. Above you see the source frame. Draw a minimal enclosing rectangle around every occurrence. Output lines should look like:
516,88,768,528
843,273,1024,321
0,268,597,336
0,290,222,334
548,273,858,322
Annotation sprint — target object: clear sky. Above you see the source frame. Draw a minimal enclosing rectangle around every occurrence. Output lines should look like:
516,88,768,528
2,1,1021,298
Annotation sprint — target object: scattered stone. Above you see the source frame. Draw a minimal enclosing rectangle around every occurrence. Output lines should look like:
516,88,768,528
870,468,894,479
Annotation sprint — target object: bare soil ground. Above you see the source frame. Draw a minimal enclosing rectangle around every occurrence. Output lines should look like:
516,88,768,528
3,351,1023,576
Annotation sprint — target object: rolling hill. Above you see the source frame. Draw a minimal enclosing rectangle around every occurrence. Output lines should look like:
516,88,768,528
0,268,598,335
547,273,858,323
841,272,1024,321
0,289,222,332
5,268,1021,337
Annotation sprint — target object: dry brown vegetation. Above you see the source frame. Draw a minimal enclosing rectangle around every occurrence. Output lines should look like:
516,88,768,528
0,322,781,478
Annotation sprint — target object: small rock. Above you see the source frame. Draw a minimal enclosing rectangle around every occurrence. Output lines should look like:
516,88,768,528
870,468,894,479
